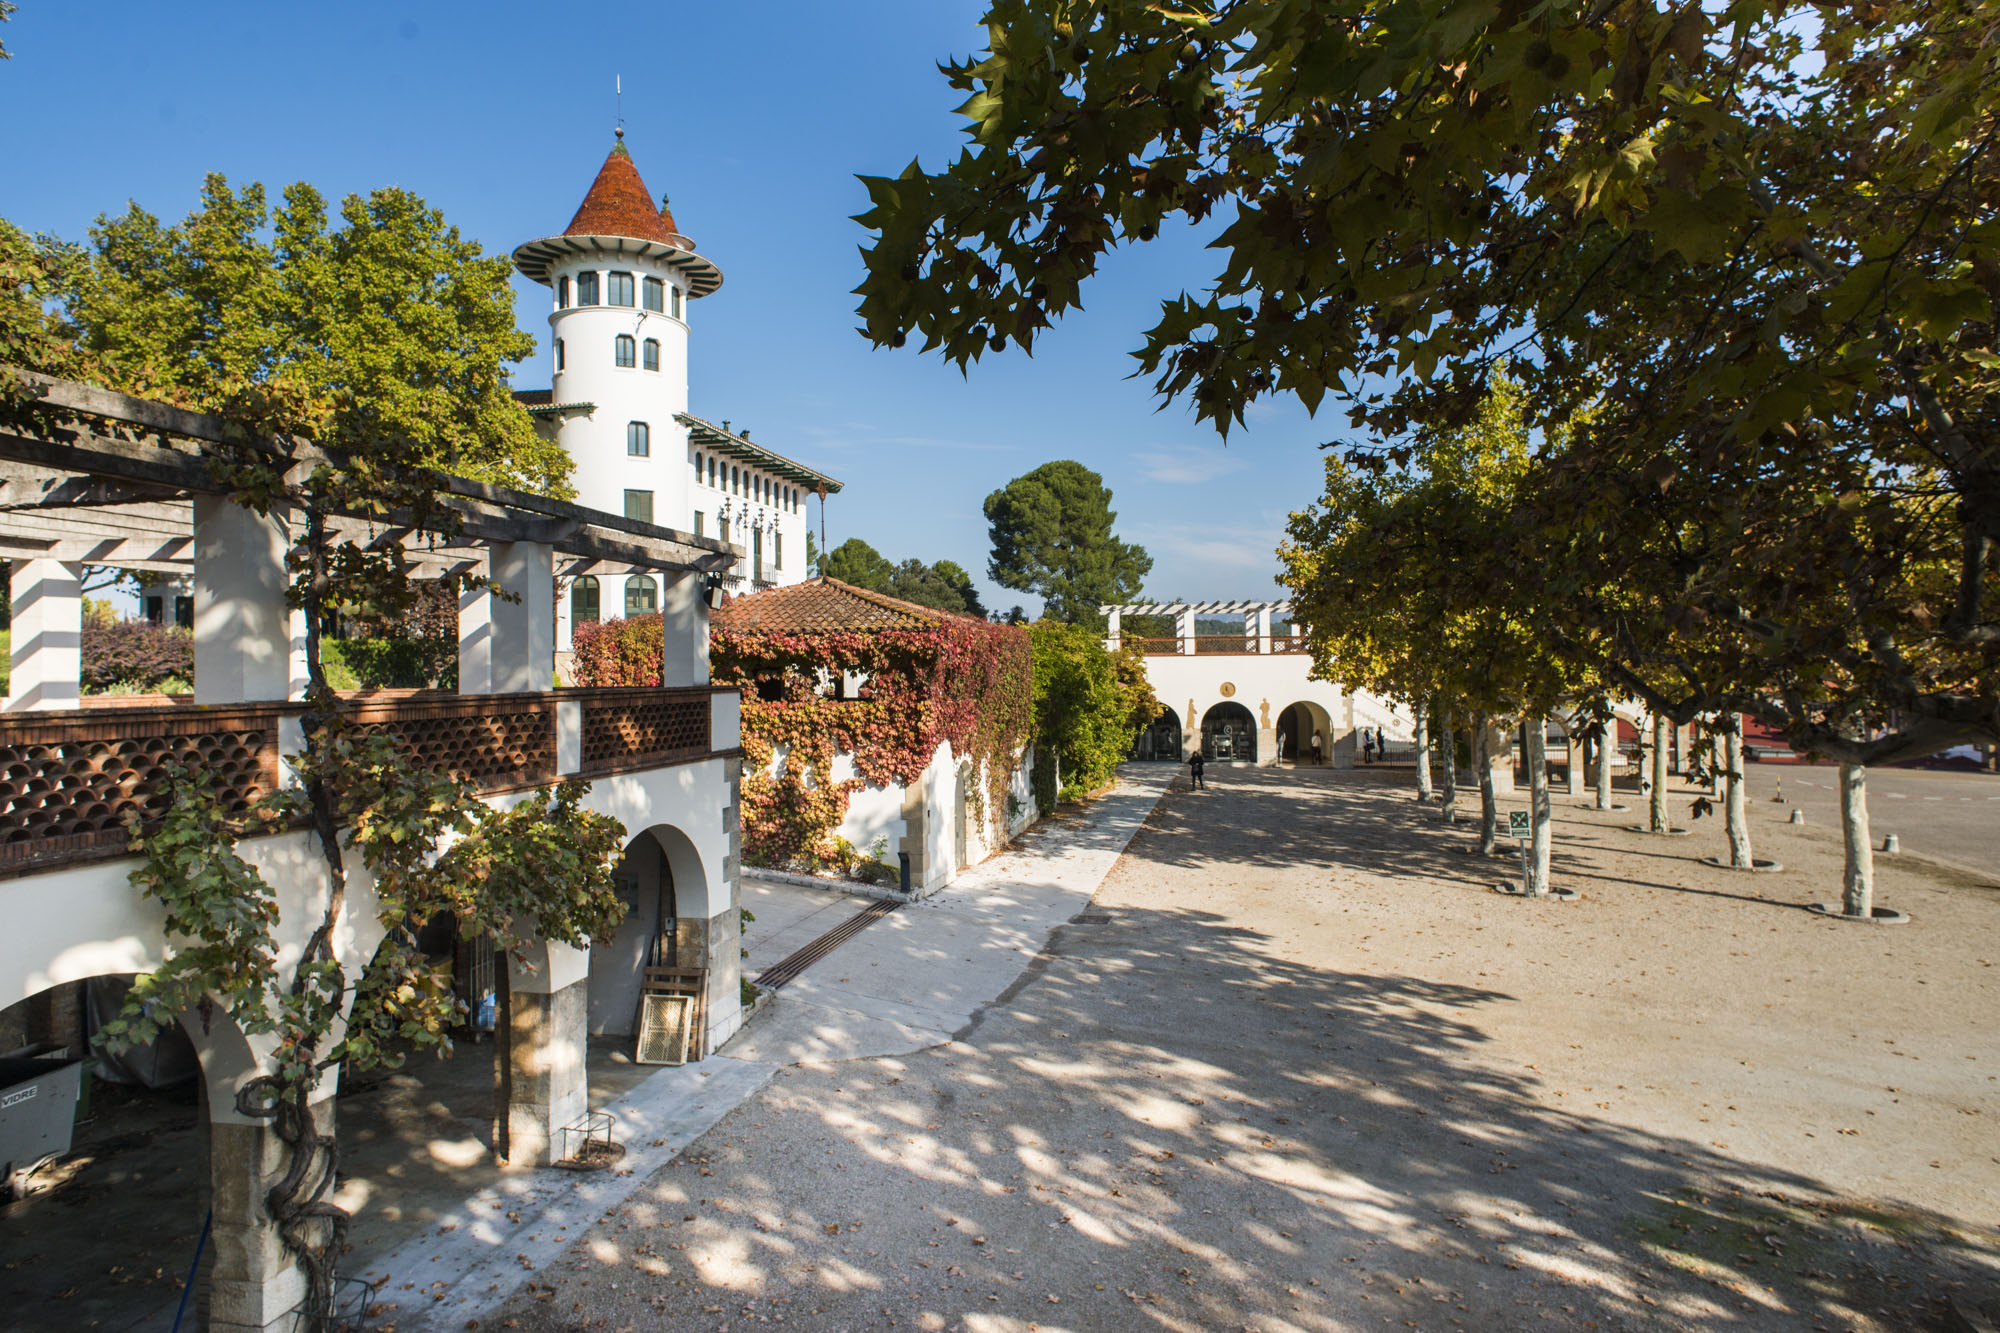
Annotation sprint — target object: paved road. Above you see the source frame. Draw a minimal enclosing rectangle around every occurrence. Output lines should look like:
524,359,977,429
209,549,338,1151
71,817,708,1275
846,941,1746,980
1742,763,2000,874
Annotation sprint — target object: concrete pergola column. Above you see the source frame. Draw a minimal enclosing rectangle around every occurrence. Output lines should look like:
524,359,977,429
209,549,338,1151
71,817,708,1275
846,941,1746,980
487,542,554,694
457,555,491,695
504,941,590,1167
5,558,83,711
1255,606,1272,654
1176,607,1196,655
661,571,710,688
1105,607,1121,650
193,497,302,705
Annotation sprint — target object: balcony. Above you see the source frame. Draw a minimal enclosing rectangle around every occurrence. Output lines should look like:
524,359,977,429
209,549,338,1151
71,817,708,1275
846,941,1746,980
0,686,737,879
1120,635,1312,656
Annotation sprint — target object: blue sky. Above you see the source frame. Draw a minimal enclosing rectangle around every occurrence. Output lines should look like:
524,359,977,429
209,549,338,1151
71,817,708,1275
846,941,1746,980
0,1,1344,613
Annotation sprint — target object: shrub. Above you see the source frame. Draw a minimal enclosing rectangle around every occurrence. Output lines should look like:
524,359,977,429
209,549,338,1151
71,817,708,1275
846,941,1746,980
322,637,455,690
571,615,664,687
1027,621,1160,802
82,618,194,693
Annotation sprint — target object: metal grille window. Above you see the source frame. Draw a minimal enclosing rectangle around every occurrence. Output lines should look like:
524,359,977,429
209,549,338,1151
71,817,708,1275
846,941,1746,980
575,271,599,305
624,574,658,616
642,338,659,371
643,276,664,312
627,421,650,457
614,335,636,368
608,271,635,306
624,489,653,525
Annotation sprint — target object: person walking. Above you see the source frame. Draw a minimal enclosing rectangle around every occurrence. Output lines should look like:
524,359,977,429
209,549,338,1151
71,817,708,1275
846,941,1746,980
1311,731,1323,765
1189,748,1207,790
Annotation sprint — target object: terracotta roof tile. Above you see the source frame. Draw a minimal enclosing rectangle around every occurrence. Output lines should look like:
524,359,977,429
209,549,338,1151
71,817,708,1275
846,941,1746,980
563,140,684,247
713,578,972,634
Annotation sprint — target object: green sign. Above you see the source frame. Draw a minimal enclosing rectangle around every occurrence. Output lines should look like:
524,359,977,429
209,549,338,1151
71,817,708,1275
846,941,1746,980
1508,810,1531,838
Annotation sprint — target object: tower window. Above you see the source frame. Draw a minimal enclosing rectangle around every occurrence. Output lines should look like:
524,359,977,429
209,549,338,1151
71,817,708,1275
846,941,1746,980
576,271,599,305
670,287,683,318
608,271,635,306
624,573,658,616
555,339,564,371
627,421,650,456
557,275,570,309
643,276,664,312
624,489,653,524
642,338,659,371
614,335,636,367
571,575,600,625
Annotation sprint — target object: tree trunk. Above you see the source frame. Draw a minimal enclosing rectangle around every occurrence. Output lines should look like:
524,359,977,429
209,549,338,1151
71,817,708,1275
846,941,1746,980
1476,712,1498,855
1596,714,1616,810
1439,706,1458,819
1413,703,1434,802
1648,714,1671,833
1839,762,1873,917
1526,721,1552,896
1722,720,1754,869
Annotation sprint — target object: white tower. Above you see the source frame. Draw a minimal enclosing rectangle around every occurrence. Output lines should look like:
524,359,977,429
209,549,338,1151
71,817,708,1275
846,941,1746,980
513,132,722,545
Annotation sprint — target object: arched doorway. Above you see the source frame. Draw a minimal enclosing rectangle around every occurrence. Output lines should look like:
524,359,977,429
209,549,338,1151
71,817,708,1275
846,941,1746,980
588,824,709,1037
1276,701,1334,765
1201,701,1257,764
1132,705,1183,761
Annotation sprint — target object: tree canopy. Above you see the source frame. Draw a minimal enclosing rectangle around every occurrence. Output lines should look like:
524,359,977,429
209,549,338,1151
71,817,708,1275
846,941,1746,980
822,538,988,617
983,460,1151,625
858,0,1998,757
42,174,570,496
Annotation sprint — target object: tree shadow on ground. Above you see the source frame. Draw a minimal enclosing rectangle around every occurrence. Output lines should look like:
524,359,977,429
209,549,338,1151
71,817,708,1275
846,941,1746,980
489,899,1995,1333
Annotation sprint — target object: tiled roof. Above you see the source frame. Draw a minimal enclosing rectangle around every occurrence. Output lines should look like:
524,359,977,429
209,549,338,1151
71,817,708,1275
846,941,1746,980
563,139,688,247
713,577,968,634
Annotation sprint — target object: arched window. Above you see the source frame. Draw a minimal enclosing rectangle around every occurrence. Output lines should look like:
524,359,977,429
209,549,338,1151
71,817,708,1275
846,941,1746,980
575,271,599,305
642,338,659,371
614,335,636,368
571,575,600,625
627,421,650,457
643,276,664,312
707,456,717,487
557,275,570,309
731,465,740,494
693,452,703,483
624,574,658,616
555,339,564,371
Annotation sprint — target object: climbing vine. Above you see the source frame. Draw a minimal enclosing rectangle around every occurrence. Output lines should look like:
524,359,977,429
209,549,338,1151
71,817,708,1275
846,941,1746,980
710,618,1034,870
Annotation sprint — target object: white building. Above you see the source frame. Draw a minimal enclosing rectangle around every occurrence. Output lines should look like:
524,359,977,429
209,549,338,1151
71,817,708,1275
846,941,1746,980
511,132,841,641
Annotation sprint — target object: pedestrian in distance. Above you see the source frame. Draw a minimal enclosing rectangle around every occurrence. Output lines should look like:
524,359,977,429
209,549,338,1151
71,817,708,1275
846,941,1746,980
1311,731,1324,765
1189,748,1207,790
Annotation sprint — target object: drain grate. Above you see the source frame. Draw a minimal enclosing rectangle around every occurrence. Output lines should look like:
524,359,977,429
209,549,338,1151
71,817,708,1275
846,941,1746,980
755,899,901,990
1069,911,1113,925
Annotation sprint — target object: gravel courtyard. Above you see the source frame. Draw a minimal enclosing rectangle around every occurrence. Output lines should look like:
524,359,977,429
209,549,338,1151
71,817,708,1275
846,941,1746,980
485,764,2000,1333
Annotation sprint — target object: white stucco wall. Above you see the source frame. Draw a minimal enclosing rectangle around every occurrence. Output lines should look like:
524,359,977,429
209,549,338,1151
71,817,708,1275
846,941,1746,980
1133,651,1412,768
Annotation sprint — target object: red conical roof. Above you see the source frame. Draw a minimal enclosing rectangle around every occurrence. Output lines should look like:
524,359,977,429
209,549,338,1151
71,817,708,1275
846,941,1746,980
563,138,687,247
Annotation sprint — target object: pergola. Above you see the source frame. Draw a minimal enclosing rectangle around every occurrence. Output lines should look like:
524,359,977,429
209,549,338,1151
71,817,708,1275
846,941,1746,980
1099,600,1302,656
0,372,741,708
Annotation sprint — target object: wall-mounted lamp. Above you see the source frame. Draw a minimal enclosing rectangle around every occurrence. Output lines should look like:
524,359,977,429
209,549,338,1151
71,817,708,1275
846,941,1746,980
702,573,726,609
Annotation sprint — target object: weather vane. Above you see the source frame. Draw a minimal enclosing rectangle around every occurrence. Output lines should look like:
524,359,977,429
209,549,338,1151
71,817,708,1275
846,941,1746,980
615,74,624,140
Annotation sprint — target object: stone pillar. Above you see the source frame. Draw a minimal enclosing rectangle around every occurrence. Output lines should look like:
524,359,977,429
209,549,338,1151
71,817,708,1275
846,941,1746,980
1176,607,1196,655
504,942,589,1167
1333,696,1357,768
1484,717,1517,796
661,571,711,688
1105,607,1121,650
488,542,554,694
192,497,294,705
1255,607,1272,654
5,558,82,711
458,560,491,695
205,1101,334,1333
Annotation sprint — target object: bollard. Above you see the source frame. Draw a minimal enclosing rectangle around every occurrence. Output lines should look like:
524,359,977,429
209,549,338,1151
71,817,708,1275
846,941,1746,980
1771,775,1785,804
1882,834,1900,853
1788,808,1804,824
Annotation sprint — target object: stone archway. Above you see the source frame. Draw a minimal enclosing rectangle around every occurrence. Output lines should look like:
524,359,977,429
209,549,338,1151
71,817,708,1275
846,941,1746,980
1275,701,1334,765
1132,705,1183,761
1201,701,1258,764
589,824,710,1038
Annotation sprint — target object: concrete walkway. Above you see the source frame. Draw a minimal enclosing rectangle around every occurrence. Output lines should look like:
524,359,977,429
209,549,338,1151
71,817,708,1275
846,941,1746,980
363,765,1173,1328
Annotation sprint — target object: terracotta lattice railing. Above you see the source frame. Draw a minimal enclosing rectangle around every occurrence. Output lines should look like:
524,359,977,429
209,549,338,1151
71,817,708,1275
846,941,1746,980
0,686,728,878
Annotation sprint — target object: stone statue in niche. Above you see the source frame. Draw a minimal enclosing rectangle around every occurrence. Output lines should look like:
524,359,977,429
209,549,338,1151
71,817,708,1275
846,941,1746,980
1259,698,1270,728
